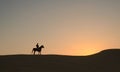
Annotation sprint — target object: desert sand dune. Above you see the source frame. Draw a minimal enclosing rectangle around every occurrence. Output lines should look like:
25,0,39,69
0,49,120,72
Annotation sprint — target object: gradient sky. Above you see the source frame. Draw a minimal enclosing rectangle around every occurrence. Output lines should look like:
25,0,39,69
0,0,120,55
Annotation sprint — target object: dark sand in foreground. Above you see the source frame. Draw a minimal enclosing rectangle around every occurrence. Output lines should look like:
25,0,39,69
0,49,120,72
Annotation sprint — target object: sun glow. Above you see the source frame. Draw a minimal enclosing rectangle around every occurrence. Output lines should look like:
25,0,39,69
63,41,107,56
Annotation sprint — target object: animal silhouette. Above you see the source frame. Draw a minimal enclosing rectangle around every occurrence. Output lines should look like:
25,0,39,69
32,45,44,55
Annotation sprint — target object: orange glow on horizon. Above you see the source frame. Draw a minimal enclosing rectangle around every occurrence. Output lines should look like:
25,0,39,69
62,41,108,56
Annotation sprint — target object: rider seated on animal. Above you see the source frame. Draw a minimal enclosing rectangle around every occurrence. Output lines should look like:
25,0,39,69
36,43,39,48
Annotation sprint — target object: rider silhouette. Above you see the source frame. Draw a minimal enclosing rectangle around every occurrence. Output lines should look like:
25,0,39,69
36,43,39,48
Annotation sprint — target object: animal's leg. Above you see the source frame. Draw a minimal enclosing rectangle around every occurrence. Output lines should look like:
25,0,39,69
39,51,41,55
40,51,41,55
34,51,35,55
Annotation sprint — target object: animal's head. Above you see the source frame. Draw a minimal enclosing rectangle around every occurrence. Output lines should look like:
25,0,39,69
41,45,44,48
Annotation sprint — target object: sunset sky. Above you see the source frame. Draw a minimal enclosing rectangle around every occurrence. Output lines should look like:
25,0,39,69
0,0,120,55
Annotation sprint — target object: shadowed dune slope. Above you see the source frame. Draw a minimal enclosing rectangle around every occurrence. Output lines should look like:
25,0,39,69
0,49,120,72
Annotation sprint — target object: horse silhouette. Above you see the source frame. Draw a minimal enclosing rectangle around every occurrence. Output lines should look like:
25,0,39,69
32,45,44,55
